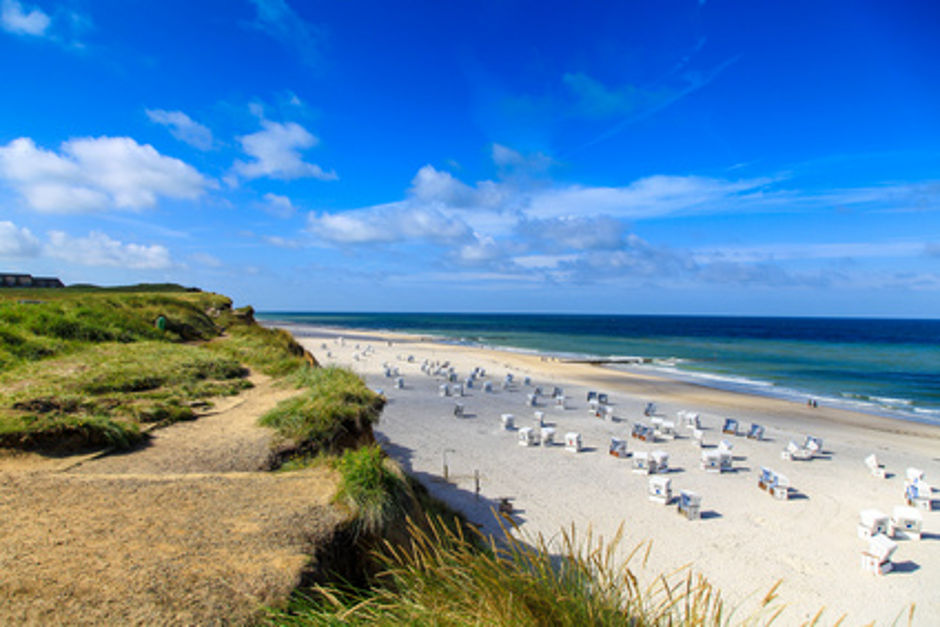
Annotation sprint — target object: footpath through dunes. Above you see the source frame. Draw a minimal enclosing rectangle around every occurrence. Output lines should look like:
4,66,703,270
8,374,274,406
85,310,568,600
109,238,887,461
0,374,346,626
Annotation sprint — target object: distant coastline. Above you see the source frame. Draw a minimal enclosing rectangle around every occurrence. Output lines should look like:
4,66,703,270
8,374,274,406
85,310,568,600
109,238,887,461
259,312,940,428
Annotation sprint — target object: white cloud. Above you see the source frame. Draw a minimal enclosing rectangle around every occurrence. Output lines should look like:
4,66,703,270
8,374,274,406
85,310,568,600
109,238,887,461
409,165,476,206
1,0,49,36
491,143,553,173
261,192,296,218
0,136,211,213
692,241,927,264
46,230,173,269
146,109,214,150
0,220,40,257
247,0,322,67
234,119,336,181
308,202,469,245
263,234,303,248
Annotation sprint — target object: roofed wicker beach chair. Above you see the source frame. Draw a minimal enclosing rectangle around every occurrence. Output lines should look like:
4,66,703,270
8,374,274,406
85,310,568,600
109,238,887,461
500,413,515,430
518,427,536,447
746,423,764,440
644,402,657,417
533,410,545,427
555,394,567,408
691,428,704,448
648,476,672,504
453,403,464,418
526,393,538,407
439,383,450,397
865,454,886,478
658,420,677,440
632,451,650,474
540,427,556,446
395,376,404,389
677,490,702,520
861,533,897,575
771,473,790,500
758,466,774,491
650,450,669,473
483,381,494,393
598,393,609,405
701,450,721,473
890,506,923,540
564,432,582,452
905,478,933,511
858,509,889,540
552,386,563,398
722,418,739,436
609,437,629,458
803,436,823,455
586,390,598,402
781,440,813,461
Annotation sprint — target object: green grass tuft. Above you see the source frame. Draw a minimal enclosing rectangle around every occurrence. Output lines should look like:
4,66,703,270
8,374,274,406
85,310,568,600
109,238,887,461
335,444,409,536
260,367,384,454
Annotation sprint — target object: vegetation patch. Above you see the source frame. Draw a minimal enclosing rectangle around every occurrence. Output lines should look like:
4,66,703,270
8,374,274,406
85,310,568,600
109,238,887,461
260,367,385,457
335,444,410,536
268,516,784,626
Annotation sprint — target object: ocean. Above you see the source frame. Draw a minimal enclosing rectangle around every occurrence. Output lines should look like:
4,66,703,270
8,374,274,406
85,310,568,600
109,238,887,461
258,312,940,426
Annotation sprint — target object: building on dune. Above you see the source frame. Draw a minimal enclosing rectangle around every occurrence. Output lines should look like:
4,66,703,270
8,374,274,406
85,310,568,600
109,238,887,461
1,273,65,288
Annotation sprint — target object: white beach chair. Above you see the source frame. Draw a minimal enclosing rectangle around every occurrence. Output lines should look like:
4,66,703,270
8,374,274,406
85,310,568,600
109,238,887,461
518,427,536,447
555,395,567,409
598,393,609,405
803,436,823,455
453,403,464,418
483,381,494,393
500,414,515,430
540,427,556,446
551,386,563,398
746,423,764,440
648,476,672,504
453,383,464,397
439,384,450,397
395,377,404,389
464,377,474,389
865,454,886,478
721,418,738,436
632,451,650,474
651,450,669,474
523,376,532,386
659,420,677,440
564,432,582,453
758,466,775,491
906,467,925,483
631,423,654,442
679,410,701,430
717,439,734,454
771,473,790,500
861,534,897,575
526,393,538,407
905,479,933,511
533,411,545,427
644,402,657,417
719,451,733,473
781,440,813,461
890,506,923,540
586,390,597,402
448,372,458,383
677,490,701,520
858,509,890,540
701,450,721,473
534,386,543,396
691,428,704,448
651,417,664,434
609,437,629,459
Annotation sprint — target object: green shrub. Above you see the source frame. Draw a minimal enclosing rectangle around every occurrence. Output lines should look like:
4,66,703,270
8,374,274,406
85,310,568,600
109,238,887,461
260,367,384,452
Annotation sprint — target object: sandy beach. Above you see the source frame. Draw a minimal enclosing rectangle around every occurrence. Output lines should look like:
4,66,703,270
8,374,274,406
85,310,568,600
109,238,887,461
281,322,940,625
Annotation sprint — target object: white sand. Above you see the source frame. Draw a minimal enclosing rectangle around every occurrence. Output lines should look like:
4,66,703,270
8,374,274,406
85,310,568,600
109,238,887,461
284,323,940,625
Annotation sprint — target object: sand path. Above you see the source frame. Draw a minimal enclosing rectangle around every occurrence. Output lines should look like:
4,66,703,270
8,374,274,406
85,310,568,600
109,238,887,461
0,372,344,625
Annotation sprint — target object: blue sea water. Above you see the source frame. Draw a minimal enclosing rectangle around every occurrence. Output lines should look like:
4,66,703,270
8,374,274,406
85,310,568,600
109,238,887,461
259,312,940,426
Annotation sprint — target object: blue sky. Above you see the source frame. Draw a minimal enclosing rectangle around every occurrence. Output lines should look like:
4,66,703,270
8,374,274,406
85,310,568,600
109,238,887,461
1,0,938,316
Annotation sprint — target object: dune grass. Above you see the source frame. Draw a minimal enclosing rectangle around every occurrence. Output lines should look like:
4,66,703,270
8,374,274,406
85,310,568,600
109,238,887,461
260,367,385,455
334,444,411,536
0,285,312,452
266,513,786,626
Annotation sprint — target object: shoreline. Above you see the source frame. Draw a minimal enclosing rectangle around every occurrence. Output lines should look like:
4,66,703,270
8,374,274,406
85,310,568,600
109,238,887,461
276,320,940,624
265,320,940,442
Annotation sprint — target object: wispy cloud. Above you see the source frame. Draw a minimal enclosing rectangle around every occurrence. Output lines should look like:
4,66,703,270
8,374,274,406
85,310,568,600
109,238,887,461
233,115,336,181
0,136,212,213
1,0,90,48
247,0,323,67
146,109,214,151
